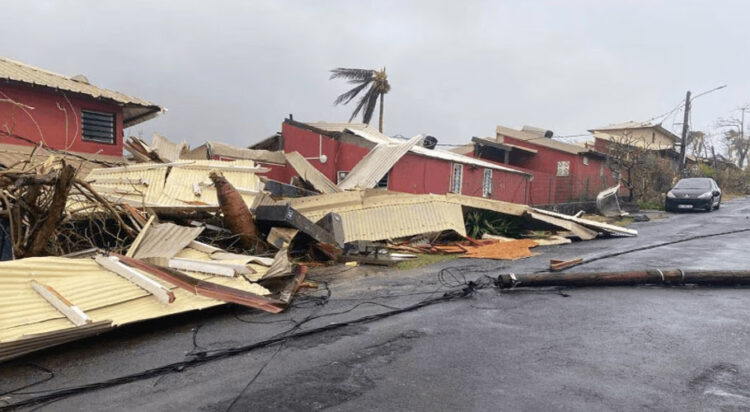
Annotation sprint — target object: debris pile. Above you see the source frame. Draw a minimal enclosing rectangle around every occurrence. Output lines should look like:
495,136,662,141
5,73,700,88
0,140,638,362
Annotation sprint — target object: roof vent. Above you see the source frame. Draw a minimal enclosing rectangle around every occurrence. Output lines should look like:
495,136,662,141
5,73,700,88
422,135,438,150
71,74,90,84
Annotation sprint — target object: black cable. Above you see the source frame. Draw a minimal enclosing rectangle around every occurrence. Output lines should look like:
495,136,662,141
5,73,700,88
224,342,285,412
541,226,750,273
0,281,480,411
0,363,54,397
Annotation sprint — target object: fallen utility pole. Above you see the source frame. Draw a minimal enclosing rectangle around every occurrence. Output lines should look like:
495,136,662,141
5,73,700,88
497,269,750,289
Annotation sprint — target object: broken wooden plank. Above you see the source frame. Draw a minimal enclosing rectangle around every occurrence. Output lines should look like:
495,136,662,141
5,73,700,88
126,215,156,258
279,265,308,304
549,257,584,271
30,280,92,326
94,255,175,304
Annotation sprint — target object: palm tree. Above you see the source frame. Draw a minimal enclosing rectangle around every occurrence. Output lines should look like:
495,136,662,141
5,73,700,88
330,67,390,132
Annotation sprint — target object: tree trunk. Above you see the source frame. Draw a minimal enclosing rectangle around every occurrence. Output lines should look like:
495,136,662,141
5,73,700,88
24,164,76,257
378,93,384,133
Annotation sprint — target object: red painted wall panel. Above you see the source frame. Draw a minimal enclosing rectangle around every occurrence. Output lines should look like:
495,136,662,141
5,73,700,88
0,83,124,156
282,123,529,202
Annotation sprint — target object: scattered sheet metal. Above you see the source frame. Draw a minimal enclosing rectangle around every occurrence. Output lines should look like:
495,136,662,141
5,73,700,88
283,151,342,194
0,255,271,363
531,207,637,237
528,211,598,240
128,222,204,260
150,133,189,162
338,134,423,190
183,141,286,165
255,205,340,246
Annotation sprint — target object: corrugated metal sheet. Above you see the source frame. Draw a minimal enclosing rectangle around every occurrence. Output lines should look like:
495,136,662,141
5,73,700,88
0,255,269,362
76,161,263,210
336,201,465,242
284,151,342,194
283,190,466,242
151,134,188,162
338,135,423,190
207,141,286,164
0,57,160,124
0,143,126,177
300,122,529,175
131,223,204,260
156,160,261,208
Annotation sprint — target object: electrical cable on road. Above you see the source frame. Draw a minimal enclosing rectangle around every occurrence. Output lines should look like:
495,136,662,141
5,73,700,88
0,268,489,411
540,226,750,273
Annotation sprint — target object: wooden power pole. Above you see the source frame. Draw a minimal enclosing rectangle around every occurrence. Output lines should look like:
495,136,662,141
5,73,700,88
679,90,691,173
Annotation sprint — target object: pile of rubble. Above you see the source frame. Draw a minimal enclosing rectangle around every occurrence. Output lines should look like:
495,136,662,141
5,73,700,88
0,137,636,362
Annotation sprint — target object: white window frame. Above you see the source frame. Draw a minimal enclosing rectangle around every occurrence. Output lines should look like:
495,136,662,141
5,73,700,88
450,163,463,194
482,168,493,198
337,171,349,184
556,161,570,177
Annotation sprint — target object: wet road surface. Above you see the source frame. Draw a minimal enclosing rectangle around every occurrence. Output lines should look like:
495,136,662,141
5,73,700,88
2,197,750,411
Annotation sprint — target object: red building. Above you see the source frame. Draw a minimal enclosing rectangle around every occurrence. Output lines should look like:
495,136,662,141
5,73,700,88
252,119,533,204
0,57,161,157
454,125,616,205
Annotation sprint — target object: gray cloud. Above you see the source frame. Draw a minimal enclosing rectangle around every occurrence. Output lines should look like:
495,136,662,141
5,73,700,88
2,0,748,149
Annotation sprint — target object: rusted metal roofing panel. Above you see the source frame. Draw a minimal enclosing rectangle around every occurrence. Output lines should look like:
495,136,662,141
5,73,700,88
0,57,161,127
0,255,270,362
284,151,342,194
338,135,423,190
531,207,638,236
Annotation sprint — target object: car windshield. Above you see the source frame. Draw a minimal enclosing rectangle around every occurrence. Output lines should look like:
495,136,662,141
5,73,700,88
674,179,711,190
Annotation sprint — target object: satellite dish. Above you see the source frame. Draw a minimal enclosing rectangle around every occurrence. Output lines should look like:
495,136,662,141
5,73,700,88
320,154,328,164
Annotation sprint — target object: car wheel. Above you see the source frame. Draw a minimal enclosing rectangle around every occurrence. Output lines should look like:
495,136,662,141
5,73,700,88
715,197,721,210
706,198,714,212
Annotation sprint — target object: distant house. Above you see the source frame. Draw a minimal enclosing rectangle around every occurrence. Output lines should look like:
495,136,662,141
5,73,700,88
454,125,615,205
252,119,533,203
589,121,680,160
0,57,162,157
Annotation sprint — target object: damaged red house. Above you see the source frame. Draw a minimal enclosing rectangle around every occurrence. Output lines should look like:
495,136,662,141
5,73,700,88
453,125,617,205
251,119,533,203
0,56,162,166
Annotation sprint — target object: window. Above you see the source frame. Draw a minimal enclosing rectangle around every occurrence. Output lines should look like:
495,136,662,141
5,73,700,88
482,168,492,198
81,110,115,144
652,132,656,143
338,170,388,188
556,161,570,177
450,163,463,193
376,172,389,188
582,156,589,166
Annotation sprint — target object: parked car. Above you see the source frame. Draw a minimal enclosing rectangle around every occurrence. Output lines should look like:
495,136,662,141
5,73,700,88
665,177,721,212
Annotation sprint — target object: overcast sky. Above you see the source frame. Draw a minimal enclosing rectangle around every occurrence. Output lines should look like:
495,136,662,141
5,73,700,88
2,0,749,149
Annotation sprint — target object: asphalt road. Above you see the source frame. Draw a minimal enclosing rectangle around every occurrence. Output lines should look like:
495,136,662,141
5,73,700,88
3,197,750,411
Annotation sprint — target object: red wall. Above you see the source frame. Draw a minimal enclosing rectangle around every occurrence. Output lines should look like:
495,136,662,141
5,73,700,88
482,135,617,205
281,123,530,203
0,83,124,156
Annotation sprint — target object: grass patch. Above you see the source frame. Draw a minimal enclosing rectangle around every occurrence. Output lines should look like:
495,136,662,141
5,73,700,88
394,253,460,270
